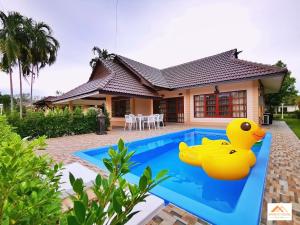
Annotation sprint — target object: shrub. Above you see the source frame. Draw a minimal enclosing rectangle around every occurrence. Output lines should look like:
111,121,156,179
295,110,300,119
0,116,62,224
1,116,169,224
7,107,110,138
62,139,169,225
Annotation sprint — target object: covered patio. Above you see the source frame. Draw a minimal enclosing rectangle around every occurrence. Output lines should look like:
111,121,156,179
53,91,159,129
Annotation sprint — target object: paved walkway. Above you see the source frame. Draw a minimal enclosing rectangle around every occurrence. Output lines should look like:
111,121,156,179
40,121,300,225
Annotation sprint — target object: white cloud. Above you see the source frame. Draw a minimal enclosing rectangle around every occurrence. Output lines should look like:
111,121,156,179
130,2,261,68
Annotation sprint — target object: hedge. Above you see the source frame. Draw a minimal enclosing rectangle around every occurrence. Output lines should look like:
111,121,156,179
0,116,62,224
7,107,110,138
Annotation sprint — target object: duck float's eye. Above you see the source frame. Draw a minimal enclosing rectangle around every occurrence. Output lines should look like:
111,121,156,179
241,122,251,131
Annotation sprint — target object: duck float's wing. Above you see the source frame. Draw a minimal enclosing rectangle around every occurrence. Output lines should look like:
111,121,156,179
201,137,230,146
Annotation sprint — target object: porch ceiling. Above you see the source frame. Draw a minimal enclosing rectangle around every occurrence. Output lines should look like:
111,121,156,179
260,73,285,94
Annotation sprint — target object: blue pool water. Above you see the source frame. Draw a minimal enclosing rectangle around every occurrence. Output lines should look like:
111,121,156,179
75,128,271,225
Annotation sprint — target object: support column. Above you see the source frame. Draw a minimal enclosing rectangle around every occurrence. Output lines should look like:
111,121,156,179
253,80,260,124
130,98,135,114
82,105,89,114
105,95,112,130
185,90,191,124
68,101,73,112
149,99,153,115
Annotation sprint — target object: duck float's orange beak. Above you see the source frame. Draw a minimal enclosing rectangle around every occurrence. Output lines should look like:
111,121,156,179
252,127,266,141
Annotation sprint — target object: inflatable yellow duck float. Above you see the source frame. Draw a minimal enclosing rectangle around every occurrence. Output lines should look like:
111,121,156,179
179,118,266,180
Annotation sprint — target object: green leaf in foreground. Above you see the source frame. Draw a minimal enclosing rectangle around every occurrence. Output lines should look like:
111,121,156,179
74,201,86,223
156,169,169,180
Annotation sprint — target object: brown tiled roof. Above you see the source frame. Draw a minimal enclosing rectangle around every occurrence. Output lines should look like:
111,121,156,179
34,96,57,105
54,49,287,102
117,55,170,88
54,58,159,102
161,49,287,89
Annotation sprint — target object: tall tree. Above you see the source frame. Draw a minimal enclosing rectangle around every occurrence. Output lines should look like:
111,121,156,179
0,53,14,111
0,11,23,113
89,46,115,68
25,20,59,105
265,60,298,111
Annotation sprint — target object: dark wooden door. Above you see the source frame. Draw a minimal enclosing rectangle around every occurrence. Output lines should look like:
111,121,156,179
166,99,177,122
176,97,184,123
166,97,184,123
153,97,184,123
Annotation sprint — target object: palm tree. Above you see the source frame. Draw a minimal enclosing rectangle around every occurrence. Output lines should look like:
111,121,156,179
89,46,115,68
23,19,59,105
1,11,60,115
0,11,23,113
0,53,14,112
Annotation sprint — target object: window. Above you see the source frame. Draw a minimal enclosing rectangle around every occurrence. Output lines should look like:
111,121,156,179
194,90,247,118
232,91,247,118
194,95,204,118
112,97,130,117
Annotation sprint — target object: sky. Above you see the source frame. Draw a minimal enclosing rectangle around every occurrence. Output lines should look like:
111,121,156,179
0,0,299,98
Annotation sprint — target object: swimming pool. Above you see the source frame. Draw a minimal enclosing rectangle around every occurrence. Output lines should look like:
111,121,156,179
75,128,271,225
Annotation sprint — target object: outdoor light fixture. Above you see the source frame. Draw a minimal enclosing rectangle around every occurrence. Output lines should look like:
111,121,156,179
214,86,220,94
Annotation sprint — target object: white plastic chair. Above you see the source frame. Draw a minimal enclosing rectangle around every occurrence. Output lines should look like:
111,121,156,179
124,115,135,131
129,114,138,129
154,114,160,129
143,115,156,130
159,114,164,127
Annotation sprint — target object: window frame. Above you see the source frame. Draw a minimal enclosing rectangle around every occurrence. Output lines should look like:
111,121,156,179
194,90,247,118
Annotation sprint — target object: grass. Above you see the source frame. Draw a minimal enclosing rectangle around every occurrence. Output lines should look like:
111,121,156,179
276,118,300,139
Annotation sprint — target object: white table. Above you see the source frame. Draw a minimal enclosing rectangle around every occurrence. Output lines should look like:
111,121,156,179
136,115,148,131
135,115,160,131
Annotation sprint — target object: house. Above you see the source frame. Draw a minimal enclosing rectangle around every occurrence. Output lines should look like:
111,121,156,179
274,96,300,114
52,49,287,128
275,105,299,114
33,96,57,108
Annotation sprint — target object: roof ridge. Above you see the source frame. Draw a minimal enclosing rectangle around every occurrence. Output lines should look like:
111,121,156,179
161,49,237,71
116,55,171,89
117,55,161,71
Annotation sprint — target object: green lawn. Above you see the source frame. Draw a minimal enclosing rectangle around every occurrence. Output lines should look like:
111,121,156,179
281,118,300,139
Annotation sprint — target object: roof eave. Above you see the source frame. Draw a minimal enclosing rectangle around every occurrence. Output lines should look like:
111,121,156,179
53,91,100,104
168,71,287,91
53,88,161,104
